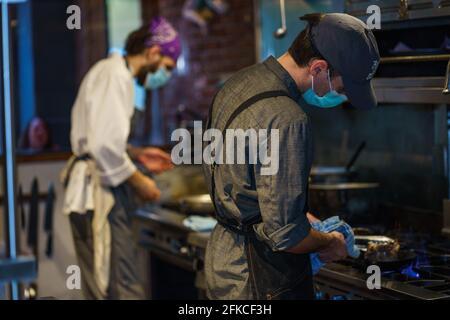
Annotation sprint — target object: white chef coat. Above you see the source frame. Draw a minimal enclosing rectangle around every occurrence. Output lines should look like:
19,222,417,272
62,53,137,296
70,52,137,188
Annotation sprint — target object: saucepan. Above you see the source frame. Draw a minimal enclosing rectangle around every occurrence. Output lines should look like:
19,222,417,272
308,182,380,222
309,166,357,184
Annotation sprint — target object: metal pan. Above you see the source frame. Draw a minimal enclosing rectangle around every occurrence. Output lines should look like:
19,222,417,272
354,235,417,271
355,235,396,246
364,250,417,271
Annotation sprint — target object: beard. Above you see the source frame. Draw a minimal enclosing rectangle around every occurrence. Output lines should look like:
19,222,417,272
136,62,160,86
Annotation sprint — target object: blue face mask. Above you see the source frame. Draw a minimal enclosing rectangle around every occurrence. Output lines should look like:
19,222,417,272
302,70,348,108
144,66,172,90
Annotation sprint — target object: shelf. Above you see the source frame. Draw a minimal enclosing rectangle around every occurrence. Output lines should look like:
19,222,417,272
373,77,450,104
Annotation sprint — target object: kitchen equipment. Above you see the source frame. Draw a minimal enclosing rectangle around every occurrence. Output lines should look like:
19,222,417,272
443,59,450,94
134,205,450,300
364,250,417,271
154,165,209,205
18,185,26,230
26,178,40,300
179,194,215,216
309,166,356,184
310,141,366,184
27,178,39,259
274,0,287,39
345,141,366,171
354,235,396,245
316,236,450,300
44,184,55,258
345,0,450,24
353,235,417,271
352,227,374,235
133,208,200,299
308,182,380,223
309,182,379,191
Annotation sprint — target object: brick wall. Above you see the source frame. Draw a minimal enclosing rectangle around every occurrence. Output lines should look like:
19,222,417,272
144,0,257,141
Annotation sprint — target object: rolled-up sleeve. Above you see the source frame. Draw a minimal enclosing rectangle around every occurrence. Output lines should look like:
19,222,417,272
254,120,311,251
87,70,136,187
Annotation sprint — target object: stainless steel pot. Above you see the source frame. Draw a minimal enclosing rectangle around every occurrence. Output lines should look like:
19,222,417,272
308,182,380,223
309,166,356,184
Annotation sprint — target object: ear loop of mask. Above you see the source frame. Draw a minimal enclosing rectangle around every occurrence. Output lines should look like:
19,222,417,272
327,69,333,92
311,69,332,94
327,69,348,101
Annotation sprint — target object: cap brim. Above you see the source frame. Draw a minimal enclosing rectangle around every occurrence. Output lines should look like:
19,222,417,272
342,77,378,109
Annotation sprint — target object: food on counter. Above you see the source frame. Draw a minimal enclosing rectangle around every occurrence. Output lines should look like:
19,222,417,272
365,240,400,262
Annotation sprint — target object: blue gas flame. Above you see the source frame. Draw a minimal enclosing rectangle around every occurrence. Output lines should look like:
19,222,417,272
401,264,420,278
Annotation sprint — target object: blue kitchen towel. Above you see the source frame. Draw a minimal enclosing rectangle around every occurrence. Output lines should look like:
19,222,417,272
310,216,360,275
183,215,218,232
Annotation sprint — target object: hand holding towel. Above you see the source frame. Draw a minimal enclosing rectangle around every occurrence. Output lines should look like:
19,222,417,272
310,216,360,275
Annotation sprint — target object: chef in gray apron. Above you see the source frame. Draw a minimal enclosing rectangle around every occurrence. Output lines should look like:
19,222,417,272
62,17,181,300
203,13,380,300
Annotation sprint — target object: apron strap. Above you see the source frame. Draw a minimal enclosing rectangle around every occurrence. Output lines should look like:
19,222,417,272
206,90,292,235
63,154,92,188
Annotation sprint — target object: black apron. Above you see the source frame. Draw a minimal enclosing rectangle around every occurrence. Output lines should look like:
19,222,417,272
205,91,314,300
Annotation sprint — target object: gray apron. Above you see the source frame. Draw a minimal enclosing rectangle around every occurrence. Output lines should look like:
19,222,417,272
205,91,314,300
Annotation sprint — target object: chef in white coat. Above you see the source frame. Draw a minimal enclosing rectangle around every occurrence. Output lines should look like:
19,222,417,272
62,17,181,300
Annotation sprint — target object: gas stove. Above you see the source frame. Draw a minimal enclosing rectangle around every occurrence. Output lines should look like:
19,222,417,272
315,234,450,300
133,206,450,300
380,237,450,297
